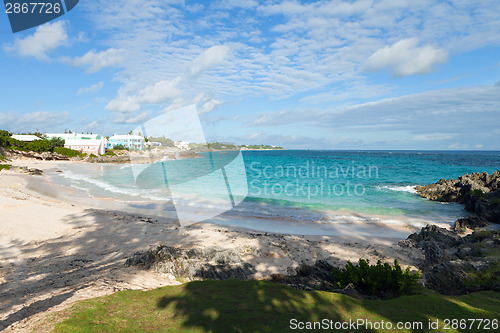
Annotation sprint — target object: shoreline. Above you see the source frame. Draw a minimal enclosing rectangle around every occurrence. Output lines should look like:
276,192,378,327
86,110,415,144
0,159,426,332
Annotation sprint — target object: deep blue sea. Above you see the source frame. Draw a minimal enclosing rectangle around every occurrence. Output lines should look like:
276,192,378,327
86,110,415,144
50,150,500,236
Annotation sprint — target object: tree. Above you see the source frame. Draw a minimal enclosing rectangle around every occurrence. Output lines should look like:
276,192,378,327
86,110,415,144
49,137,65,148
26,139,54,153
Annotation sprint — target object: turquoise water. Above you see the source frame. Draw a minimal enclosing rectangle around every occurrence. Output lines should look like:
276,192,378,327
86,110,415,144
51,150,500,231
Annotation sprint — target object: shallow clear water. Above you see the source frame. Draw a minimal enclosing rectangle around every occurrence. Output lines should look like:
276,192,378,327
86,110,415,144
49,150,500,233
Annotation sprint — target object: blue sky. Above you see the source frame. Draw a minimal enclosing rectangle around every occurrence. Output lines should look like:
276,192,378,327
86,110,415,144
1,0,500,150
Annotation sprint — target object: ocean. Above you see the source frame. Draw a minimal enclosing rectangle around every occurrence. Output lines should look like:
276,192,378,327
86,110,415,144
47,150,500,237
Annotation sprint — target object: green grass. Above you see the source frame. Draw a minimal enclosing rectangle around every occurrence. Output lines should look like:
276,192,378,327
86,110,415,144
0,163,11,171
53,280,500,333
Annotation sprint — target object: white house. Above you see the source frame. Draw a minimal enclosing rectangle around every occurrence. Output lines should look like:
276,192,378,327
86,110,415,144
174,141,190,150
145,141,162,147
107,134,145,150
11,135,41,142
65,135,107,155
46,133,107,155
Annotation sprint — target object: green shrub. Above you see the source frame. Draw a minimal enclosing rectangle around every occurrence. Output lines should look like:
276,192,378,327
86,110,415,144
25,139,54,153
490,198,500,204
331,259,421,297
470,229,493,242
111,144,129,151
0,164,11,171
49,137,65,148
471,189,487,197
89,154,97,159
105,150,116,156
54,147,82,158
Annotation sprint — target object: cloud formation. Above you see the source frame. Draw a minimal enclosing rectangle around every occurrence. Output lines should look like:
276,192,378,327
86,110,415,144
0,111,71,132
63,48,124,73
106,77,182,112
3,21,68,60
189,45,230,77
364,38,448,77
77,81,104,95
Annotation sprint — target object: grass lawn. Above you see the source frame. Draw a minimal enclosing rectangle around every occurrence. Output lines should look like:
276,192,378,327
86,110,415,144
53,280,499,332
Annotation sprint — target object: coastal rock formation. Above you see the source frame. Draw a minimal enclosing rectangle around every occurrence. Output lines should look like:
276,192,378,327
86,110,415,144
88,150,201,164
126,246,256,281
415,170,500,223
399,225,500,295
4,149,70,161
453,217,488,234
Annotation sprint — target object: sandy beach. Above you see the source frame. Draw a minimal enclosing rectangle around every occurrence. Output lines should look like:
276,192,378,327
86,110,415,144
0,160,424,332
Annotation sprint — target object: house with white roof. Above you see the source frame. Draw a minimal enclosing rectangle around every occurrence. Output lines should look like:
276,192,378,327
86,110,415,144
174,141,190,150
46,133,107,155
11,135,41,142
65,134,107,155
107,134,145,150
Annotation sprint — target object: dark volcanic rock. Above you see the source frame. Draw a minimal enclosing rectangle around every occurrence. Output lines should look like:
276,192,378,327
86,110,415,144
416,170,500,224
271,260,337,292
400,225,500,294
126,246,256,281
454,217,488,234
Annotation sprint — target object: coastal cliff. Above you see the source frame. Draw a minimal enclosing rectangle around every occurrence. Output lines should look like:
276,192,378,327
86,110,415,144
415,170,500,224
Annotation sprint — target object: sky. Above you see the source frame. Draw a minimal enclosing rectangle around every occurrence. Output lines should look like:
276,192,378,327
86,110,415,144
1,0,500,150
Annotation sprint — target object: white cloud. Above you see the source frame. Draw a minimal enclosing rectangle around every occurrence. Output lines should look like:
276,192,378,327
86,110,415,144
412,133,455,141
113,111,152,124
77,81,104,95
199,99,223,114
106,77,182,112
247,85,500,148
212,0,259,10
0,111,71,132
63,48,125,73
189,45,231,77
363,38,448,77
3,21,68,60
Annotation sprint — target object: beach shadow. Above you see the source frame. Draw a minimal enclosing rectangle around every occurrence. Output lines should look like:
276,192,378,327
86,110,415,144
0,208,186,330
2,205,496,332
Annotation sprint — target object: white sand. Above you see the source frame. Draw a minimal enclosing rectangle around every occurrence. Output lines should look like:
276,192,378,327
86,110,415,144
0,160,424,332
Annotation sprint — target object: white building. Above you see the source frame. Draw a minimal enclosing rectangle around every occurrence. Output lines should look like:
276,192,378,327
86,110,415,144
145,141,162,147
107,134,145,150
46,133,107,155
174,141,190,150
11,135,41,142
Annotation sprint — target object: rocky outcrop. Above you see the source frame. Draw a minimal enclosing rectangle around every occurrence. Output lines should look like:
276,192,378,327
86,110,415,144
399,225,500,295
88,150,201,164
270,260,337,292
4,149,70,161
453,217,488,234
87,154,131,164
126,246,256,281
415,170,500,224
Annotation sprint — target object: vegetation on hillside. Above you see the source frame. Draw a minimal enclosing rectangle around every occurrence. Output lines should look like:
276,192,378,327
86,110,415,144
0,129,84,158
241,144,284,150
148,136,175,147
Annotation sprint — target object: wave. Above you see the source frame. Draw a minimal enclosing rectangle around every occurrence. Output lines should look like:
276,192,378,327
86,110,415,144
376,185,417,194
58,170,171,202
